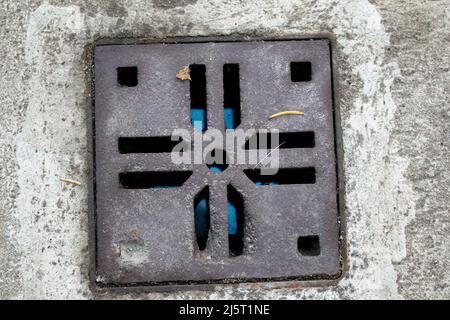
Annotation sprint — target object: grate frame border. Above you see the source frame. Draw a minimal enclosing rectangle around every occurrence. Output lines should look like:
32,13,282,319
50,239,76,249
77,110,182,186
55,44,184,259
86,34,347,293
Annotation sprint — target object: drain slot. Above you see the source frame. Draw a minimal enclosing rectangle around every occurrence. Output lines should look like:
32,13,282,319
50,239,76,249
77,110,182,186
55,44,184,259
119,171,192,189
223,64,241,130
190,64,207,132
227,185,244,256
194,187,210,251
244,131,315,149
118,136,186,154
243,167,316,185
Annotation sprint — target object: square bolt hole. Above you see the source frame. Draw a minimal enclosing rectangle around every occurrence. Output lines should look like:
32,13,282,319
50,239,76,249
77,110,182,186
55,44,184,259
298,235,321,256
93,38,342,290
290,61,312,82
117,66,138,87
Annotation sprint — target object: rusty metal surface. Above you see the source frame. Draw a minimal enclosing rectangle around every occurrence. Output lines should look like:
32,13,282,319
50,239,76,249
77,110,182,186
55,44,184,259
93,39,341,287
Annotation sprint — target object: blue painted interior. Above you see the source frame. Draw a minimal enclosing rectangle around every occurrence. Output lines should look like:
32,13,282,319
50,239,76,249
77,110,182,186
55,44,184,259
208,165,223,173
255,182,279,186
194,198,208,236
191,108,206,132
227,201,237,235
224,108,236,130
194,198,237,236
192,105,238,236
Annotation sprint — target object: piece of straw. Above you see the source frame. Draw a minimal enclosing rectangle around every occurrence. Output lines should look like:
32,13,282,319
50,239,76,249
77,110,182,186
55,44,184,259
269,111,304,119
60,177,82,186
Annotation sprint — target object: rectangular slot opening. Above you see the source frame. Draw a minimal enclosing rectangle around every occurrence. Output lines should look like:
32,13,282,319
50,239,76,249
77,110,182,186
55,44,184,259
194,186,210,251
118,136,187,154
190,64,207,132
244,131,315,150
223,64,241,130
119,171,192,189
227,185,244,256
243,167,316,185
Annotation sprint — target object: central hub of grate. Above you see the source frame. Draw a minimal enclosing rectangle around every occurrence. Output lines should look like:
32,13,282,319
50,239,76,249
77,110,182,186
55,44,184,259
93,39,342,289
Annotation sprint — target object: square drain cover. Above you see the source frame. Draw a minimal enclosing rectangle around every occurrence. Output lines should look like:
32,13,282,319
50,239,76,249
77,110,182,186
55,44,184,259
93,39,342,288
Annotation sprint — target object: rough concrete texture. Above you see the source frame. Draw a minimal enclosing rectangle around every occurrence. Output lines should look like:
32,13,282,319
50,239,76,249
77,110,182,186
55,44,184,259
0,0,448,299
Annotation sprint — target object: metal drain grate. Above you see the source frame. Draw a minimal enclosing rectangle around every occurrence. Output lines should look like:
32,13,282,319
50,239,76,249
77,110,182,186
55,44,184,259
92,39,342,289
